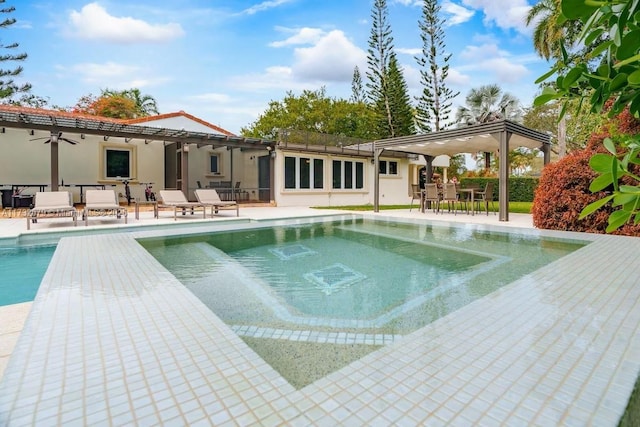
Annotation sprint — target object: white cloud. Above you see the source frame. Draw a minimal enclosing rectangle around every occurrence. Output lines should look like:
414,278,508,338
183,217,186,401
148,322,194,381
459,43,509,61
460,0,531,34
447,68,471,86
442,1,475,26
397,47,421,56
241,0,295,15
270,27,326,47
455,41,536,84
67,3,184,43
393,0,420,6
291,30,367,82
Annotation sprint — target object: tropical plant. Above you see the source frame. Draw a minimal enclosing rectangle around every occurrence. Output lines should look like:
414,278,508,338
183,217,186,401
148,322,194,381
414,0,459,133
0,0,30,100
102,88,159,117
534,0,640,232
455,84,522,126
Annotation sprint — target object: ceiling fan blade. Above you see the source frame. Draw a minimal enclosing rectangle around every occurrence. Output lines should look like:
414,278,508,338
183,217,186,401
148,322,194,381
61,138,78,145
30,137,50,141
43,139,51,144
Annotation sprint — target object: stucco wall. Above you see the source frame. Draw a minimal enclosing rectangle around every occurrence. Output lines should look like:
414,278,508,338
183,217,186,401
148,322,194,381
273,151,413,207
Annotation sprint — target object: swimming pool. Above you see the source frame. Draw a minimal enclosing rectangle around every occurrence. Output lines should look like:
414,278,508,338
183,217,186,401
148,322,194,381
140,217,587,387
3,212,638,425
0,244,55,306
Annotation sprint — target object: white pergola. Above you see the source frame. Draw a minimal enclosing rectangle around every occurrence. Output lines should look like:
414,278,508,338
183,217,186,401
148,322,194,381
373,120,552,221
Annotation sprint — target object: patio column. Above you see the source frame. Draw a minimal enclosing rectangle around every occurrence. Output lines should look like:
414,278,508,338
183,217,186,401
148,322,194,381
50,131,59,192
498,131,511,222
374,147,382,212
423,155,434,185
180,142,189,198
542,141,551,165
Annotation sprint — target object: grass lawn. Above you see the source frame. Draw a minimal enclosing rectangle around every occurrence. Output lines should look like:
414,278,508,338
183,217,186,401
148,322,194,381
314,202,533,214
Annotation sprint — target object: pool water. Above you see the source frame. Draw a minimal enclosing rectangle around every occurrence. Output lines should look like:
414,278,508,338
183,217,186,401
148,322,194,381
0,245,56,306
140,217,587,388
142,218,587,332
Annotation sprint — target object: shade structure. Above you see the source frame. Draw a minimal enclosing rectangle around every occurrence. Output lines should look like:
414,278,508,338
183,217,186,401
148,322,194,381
0,106,276,195
373,120,552,221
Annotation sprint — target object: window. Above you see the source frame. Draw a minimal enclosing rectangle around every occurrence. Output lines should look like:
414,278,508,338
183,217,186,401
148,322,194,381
284,156,323,189
102,146,136,180
209,154,220,174
332,160,364,189
379,160,398,175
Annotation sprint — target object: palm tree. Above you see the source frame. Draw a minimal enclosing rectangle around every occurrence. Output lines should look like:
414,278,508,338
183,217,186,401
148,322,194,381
456,84,522,170
526,0,583,157
101,88,159,118
455,84,522,126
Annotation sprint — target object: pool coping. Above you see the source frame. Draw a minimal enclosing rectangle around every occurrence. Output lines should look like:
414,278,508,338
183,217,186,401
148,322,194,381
1,214,639,425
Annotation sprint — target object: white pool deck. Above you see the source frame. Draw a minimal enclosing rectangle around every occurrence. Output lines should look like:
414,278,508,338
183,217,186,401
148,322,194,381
0,207,639,425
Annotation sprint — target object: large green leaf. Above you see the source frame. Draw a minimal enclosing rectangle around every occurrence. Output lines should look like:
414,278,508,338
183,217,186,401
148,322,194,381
589,172,614,192
562,0,599,20
604,137,617,154
610,72,629,91
628,69,640,84
620,185,640,193
534,93,560,106
612,193,639,206
563,66,585,89
606,209,633,232
579,194,614,219
617,30,640,60
590,153,616,172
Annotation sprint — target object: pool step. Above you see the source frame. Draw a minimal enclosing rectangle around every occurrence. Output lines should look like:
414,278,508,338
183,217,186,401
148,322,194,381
231,325,402,346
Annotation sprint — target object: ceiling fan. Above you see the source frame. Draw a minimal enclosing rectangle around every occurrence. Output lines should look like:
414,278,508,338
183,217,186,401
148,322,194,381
30,131,80,145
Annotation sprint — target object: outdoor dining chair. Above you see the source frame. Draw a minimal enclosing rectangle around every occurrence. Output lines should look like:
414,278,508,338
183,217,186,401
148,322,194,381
441,182,459,215
409,184,421,212
423,183,441,213
474,181,496,215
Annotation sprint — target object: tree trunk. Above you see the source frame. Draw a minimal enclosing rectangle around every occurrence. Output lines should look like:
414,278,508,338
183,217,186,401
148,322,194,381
557,115,567,158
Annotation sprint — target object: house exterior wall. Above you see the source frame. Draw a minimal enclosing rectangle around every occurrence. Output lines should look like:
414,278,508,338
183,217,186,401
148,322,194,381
273,150,413,207
0,128,164,204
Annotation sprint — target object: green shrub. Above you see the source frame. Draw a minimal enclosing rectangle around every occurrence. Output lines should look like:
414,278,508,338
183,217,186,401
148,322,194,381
460,177,538,203
532,108,640,236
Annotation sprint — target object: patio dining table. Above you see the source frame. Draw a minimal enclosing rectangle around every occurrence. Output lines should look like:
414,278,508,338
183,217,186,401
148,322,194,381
457,188,478,216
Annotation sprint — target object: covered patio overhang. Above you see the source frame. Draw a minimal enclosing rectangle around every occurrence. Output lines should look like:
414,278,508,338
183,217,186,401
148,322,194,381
373,120,552,221
0,107,275,195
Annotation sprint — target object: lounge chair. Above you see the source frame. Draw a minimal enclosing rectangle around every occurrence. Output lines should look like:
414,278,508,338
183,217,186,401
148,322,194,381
83,190,128,226
195,189,239,217
158,190,206,220
26,191,77,230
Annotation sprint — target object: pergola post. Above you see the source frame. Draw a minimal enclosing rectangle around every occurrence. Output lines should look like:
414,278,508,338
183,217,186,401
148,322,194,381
374,147,382,212
542,141,551,165
180,142,189,197
423,155,434,185
50,131,59,192
498,131,511,222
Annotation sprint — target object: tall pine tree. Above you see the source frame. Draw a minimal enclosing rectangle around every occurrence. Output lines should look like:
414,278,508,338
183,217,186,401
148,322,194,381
365,0,414,138
414,0,458,133
386,54,415,136
0,1,30,100
350,66,365,104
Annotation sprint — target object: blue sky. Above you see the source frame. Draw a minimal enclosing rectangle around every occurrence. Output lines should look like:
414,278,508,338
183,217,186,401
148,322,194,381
11,0,548,135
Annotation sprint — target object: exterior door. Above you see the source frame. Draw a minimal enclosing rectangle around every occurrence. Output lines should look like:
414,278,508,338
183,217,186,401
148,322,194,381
258,155,270,202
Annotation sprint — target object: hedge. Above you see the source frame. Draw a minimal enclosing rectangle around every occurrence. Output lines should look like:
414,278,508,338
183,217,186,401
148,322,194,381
459,177,538,202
